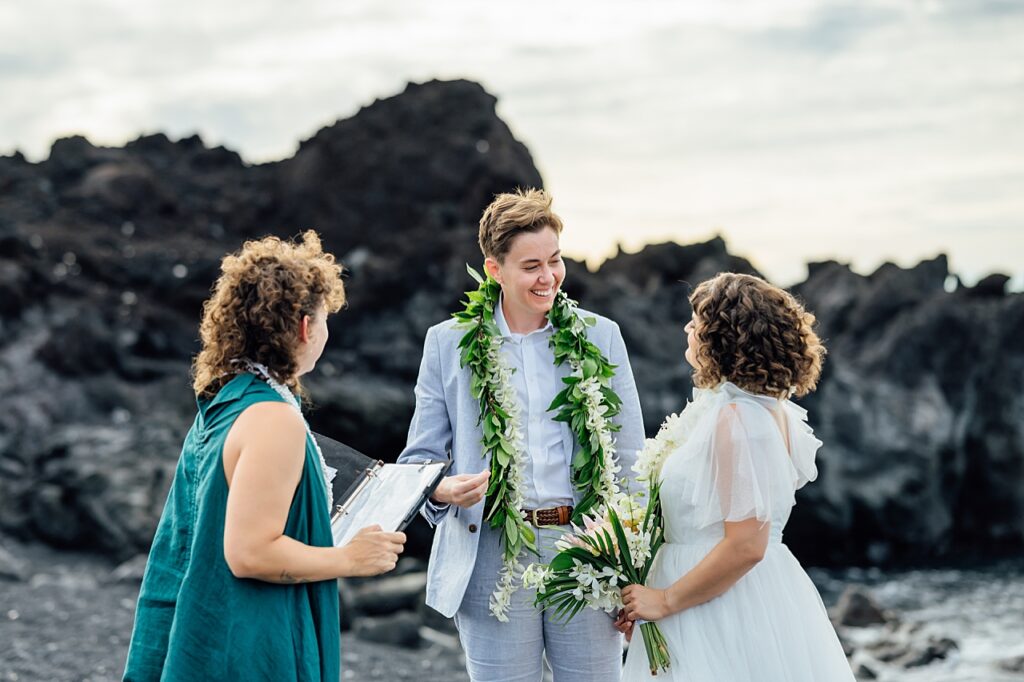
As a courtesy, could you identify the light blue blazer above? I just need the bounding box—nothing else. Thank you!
[397,311,646,618]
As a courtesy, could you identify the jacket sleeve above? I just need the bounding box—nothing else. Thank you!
[396,325,454,526]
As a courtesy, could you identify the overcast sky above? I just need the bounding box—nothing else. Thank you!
[1,0,1021,287]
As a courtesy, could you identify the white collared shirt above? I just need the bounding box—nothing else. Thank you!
[494,295,576,510]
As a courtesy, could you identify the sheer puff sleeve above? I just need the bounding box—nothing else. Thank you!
[686,399,819,530]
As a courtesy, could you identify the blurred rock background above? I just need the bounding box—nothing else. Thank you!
[1,79,1022,681]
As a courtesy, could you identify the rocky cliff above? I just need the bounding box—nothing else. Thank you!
[0,79,1020,566]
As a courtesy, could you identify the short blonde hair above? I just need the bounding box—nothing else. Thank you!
[478,188,564,262]
[689,273,826,398]
[192,230,345,398]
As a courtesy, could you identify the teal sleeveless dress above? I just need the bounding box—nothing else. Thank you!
[124,373,340,681]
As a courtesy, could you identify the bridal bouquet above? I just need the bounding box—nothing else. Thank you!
[523,490,671,675]
[523,387,722,675]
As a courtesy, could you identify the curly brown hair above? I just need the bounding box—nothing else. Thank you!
[192,230,346,398]
[688,273,826,398]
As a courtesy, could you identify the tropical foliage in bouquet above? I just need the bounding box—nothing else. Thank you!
[524,489,671,675]
[523,387,723,673]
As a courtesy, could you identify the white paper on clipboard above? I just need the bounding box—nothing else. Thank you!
[330,461,448,547]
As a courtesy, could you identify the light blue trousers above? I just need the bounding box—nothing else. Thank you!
[454,522,623,682]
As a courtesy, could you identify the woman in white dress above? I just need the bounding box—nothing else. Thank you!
[618,272,855,681]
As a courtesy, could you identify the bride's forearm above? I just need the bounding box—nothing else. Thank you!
[663,537,766,615]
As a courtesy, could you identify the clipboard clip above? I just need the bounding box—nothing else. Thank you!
[331,460,384,522]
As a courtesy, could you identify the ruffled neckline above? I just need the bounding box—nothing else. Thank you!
[689,380,820,490]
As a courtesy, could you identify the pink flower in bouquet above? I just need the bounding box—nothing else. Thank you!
[555,513,619,555]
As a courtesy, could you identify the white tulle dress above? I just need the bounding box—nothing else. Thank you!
[622,382,855,681]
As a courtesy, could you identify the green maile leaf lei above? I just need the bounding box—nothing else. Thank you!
[452,264,625,620]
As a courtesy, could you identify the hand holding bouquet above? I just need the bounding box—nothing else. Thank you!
[523,487,671,675]
[524,389,720,675]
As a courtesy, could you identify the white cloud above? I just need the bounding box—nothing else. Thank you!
[0,0,1021,286]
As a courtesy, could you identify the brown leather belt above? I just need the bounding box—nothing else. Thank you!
[521,505,574,526]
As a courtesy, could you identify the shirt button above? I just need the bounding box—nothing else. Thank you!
[468,524,478,533]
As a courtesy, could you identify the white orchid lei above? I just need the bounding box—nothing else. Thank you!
[453,265,624,621]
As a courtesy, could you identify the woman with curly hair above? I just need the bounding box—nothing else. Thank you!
[617,272,854,681]
[124,231,405,682]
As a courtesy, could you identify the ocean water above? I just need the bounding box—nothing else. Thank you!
[811,561,1024,681]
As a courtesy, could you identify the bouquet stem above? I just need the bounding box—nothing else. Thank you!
[639,621,671,675]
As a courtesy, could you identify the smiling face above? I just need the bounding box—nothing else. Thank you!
[484,226,565,332]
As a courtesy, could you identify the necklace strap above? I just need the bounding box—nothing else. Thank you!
[231,359,336,511]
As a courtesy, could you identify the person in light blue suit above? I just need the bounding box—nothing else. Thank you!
[397,188,645,681]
